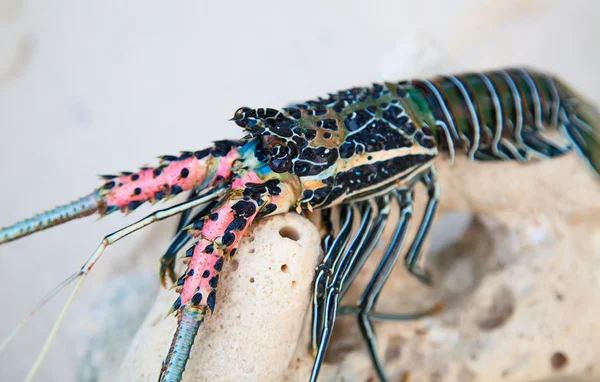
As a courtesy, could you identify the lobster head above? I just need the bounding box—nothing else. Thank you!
[231,105,348,210]
[231,101,437,211]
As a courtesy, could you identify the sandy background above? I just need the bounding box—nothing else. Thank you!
[1,1,600,381]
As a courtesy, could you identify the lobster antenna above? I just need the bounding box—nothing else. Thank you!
[24,275,86,382]
[0,193,101,245]
[0,272,79,353]
[4,187,226,381]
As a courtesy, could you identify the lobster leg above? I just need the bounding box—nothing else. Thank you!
[311,192,445,381]
[355,305,442,322]
[310,201,375,382]
[355,190,414,382]
[402,167,439,285]
[311,204,354,356]
[340,197,392,299]
[312,196,399,381]
[319,208,335,253]
[313,192,435,381]
[174,189,202,234]
[1,187,225,382]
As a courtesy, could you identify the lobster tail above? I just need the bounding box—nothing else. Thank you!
[559,85,600,176]
[159,309,203,382]
[0,193,100,244]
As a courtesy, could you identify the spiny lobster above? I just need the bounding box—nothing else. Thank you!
[1,67,599,382]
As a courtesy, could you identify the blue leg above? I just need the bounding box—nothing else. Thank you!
[311,204,353,361]
[355,190,413,382]
[403,167,439,285]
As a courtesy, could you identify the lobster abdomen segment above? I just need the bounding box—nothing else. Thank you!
[404,68,600,173]
[405,68,564,160]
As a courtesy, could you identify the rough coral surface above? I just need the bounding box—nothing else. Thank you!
[118,154,600,382]
[118,214,322,381]
[286,155,600,382]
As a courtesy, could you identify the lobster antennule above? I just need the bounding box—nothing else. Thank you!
[159,309,203,382]
[0,193,101,244]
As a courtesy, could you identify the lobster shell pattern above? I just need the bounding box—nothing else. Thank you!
[1,67,599,382]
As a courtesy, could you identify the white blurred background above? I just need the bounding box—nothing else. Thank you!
[1,1,599,381]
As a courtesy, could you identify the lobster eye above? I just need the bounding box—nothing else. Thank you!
[233,107,251,127]
[268,155,292,173]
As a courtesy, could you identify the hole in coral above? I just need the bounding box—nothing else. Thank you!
[551,352,568,370]
[324,319,362,363]
[384,335,405,363]
[476,285,515,331]
[291,280,297,287]
[229,259,239,272]
[429,211,473,253]
[281,264,288,273]
[427,212,497,298]
[279,226,300,241]
[249,277,255,283]
[555,292,564,301]
[248,248,255,254]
